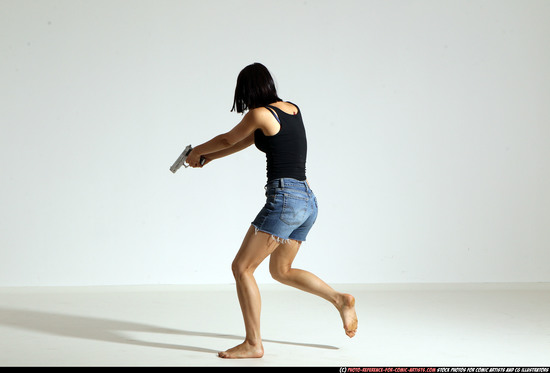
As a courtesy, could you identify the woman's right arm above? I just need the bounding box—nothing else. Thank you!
[186,108,270,167]
[202,132,255,163]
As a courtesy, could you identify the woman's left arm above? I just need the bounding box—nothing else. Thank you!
[186,109,263,167]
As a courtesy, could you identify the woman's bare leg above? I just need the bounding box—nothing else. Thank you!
[269,240,358,337]
[218,226,280,359]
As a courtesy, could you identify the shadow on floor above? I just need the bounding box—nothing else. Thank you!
[0,307,338,355]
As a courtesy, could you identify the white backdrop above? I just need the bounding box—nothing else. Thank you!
[1,0,549,286]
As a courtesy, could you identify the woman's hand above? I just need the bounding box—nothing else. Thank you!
[186,148,206,168]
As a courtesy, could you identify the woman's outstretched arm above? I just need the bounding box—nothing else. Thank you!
[186,109,266,167]
[202,133,254,163]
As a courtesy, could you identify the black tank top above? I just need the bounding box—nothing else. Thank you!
[254,102,307,182]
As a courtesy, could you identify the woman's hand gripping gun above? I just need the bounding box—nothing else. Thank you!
[170,145,205,173]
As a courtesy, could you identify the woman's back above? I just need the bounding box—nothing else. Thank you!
[254,101,307,182]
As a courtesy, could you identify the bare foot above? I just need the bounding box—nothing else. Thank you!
[218,340,264,359]
[338,293,358,337]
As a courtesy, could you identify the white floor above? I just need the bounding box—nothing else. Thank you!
[0,283,549,367]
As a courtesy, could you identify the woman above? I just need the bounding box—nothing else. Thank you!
[186,63,358,359]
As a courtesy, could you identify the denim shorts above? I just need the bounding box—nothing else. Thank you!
[251,178,318,243]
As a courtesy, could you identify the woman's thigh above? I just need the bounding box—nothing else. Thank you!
[268,239,301,274]
[232,225,280,273]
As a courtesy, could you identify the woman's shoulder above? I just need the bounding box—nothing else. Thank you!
[267,101,299,115]
[246,106,276,119]
[244,107,280,127]
[246,106,281,136]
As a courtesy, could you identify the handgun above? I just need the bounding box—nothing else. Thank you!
[170,145,205,173]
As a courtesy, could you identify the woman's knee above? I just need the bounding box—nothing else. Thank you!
[231,259,242,278]
[231,258,256,280]
[269,241,300,282]
[269,262,291,283]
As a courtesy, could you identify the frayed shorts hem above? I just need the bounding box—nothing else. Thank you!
[251,224,303,245]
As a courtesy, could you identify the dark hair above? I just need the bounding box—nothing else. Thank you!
[231,63,282,113]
